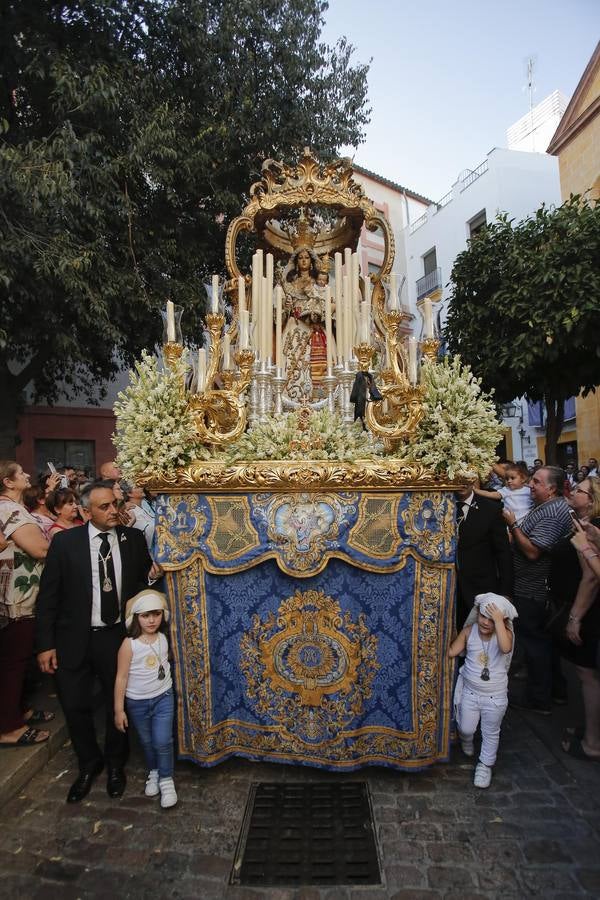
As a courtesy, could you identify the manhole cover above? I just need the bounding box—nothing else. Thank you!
[230,781,381,886]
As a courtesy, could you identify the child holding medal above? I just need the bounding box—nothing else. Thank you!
[449,593,517,788]
[114,590,177,808]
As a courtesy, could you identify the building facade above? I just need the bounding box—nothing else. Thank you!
[547,41,600,466]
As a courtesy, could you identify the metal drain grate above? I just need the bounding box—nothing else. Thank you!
[230,781,381,886]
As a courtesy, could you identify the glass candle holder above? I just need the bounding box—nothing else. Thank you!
[161,302,183,344]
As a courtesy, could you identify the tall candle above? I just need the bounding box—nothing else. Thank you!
[275,285,283,370]
[325,285,333,371]
[262,276,270,364]
[251,253,258,317]
[422,297,433,338]
[222,332,231,370]
[342,274,350,361]
[197,348,207,393]
[166,300,175,342]
[344,247,352,276]
[408,337,418,385]
[389,273,398,311]
[334,252,343,363]
[239,310,249,350]
[211,275,219,314]
[266,253,273,290]
[238,275,246,313]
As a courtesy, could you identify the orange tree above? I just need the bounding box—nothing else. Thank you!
[444,196,600,464]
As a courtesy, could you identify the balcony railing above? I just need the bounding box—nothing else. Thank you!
[459,160,488,191]
[416,267,442,300]
[409,211,428,234]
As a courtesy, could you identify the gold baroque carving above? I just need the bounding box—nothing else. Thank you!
[140,459,463,493]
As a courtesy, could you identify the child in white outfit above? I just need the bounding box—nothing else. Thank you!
[114,590,177,808]
[449,593,517,788]
[476,462,533,523]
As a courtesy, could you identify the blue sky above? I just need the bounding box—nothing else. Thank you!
[322,0,599,200]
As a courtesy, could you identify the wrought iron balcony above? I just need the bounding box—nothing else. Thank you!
[416,267,442,300]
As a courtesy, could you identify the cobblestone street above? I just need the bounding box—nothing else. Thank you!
[1,699,599,899]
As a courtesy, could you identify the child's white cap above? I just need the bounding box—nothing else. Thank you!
[475,592,518,622]
[461,592,518,630]
[125,589,169,629]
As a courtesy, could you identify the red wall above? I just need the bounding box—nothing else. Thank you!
[16,405,116,477]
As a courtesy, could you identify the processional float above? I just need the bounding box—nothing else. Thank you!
[146,150,457,771]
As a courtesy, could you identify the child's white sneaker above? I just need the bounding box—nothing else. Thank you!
[460,736,474,757]
[473,761,492,788]
[145,769,160,797]
[159,777,178,808]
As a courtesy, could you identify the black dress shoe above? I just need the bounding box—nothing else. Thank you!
[106,767,126,798]
[67,762,103,804]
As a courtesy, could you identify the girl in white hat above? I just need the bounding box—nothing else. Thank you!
[114,589,177,808]
[449,593,517,789]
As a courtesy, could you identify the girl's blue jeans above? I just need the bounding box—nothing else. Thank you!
[126,688,174,778]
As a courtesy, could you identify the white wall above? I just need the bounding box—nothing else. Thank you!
[404,147,561,463]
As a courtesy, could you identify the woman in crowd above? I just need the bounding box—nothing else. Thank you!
[46,488,81,539]
[551,476,600,761]
[22,472,61,540]
[0,461,51,746]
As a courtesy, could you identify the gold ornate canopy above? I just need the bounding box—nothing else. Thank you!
[224,148,395,293]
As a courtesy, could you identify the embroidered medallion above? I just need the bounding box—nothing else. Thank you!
[240,589,379,744]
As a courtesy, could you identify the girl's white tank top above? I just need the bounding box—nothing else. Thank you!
[125,633,172,700]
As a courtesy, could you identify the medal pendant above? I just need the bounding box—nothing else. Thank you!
[481,667,490,682]
[102,576,113,592]
[158,664,166,681]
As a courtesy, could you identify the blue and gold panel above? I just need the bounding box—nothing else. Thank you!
[155,490,456,577]
[167,551,455,771]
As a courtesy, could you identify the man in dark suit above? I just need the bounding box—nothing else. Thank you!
[36,481,161,803]
[455,483,513,628]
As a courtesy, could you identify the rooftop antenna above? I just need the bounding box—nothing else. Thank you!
[523,55,537,151]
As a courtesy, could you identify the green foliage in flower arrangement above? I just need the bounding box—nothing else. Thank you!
[114,350,211,479]
[391,356,503,479]
[224,408,382,462]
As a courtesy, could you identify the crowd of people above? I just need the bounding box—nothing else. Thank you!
[1,451,599,805]
[0,461,177,807]
[454,456,600,788]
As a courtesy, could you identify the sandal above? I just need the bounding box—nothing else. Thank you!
[24,709,55,724]
[0,727,49,747]
[563,725,585,741]
[562,735,600,762]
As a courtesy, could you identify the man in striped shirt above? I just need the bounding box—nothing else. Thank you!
[502,466,572,714]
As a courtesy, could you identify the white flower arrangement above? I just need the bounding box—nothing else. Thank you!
[225,407,382,462]
[112,350,500,481]
[113,349,211,479]
[391,355,503,479]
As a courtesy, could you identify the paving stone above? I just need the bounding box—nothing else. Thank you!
[425,841,474,864]
[384,863,427,889]
[523,839,573,864]
[519,866,579,894]
[427,865,475,890]
[576,868,600,893]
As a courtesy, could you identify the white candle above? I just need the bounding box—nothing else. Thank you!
[238,275,246,313]
[266,253,273,290]
[325,285,333,371]
[211,275,219,314]
[222,332,231,370]
[166,300,175,342]
[344,247,352,276]
[389,273,398,311]
[275,285,283,370]
[262,276,271,364]
[239,310,249,350]
[352,252,360,300]
[334,252,343,363]
[251,252,259,322]
[423,297,433,338]
[408,337,418,385]
[342,274,350,361]
[197,348,207,392]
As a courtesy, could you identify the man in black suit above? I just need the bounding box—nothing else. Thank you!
[36,481,160,803]
[455,483,513,628]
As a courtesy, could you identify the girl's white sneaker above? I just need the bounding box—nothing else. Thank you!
[145,769,160,797]
[473,761,492,788]
[159,777,178,808]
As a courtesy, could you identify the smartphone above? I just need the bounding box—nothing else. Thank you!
[47,461,57,474]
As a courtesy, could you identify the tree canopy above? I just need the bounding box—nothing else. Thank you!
[444,195,600,462]
[0,0,370,454]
